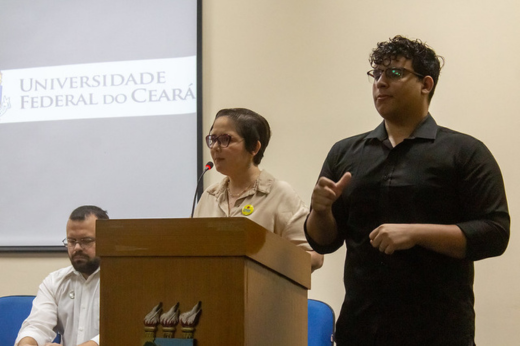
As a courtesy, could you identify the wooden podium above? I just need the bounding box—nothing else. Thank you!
[96,217,311,346]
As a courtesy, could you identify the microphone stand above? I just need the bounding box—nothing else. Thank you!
[190,162,213,218]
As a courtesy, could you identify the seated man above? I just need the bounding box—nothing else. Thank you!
[15,205,109,346]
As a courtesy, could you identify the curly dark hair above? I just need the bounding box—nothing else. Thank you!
[212,108,271,165]
[369,35,444,101]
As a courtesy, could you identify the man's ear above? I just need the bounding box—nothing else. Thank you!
[422,76,434,95]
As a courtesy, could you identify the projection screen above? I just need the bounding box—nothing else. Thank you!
[0,0,202,250]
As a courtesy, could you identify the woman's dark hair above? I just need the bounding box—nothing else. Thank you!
[212,108,271,165]
[69,205,109,221]
[369,35,444,101]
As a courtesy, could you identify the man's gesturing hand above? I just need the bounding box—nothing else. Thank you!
[311,173,351,213]
[369,224,416,255]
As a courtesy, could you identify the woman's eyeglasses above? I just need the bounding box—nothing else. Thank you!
[205,134,232,148]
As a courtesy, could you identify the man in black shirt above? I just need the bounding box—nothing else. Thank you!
[305,36,510,346]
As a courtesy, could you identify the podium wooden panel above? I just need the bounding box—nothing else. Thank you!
[96,217,311,346]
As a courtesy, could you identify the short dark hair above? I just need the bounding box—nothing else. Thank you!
[369,35,444,101]
[69,205,109,221]
[212,108,271,165]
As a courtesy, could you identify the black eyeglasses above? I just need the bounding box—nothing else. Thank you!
[62,237,96,249]
[205,134,234,148]
[367,67,424,82]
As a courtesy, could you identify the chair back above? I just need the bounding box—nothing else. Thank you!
[0,295,36,346]
[308,299,335,346]
[0,295,60,345]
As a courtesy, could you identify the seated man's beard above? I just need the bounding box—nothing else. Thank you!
[71,253,100,276]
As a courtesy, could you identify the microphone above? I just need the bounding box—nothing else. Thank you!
[190,161,213,218]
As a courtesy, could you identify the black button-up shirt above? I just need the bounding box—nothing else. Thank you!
[305,114,510,346]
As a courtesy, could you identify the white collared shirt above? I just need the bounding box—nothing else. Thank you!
[15,265,100,346]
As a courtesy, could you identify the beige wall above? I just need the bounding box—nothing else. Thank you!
[1,0,519,344]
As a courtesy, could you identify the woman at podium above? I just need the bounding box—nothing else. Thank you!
[193,108,323,271]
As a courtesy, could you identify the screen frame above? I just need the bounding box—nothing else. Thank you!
[0,0,203,253]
